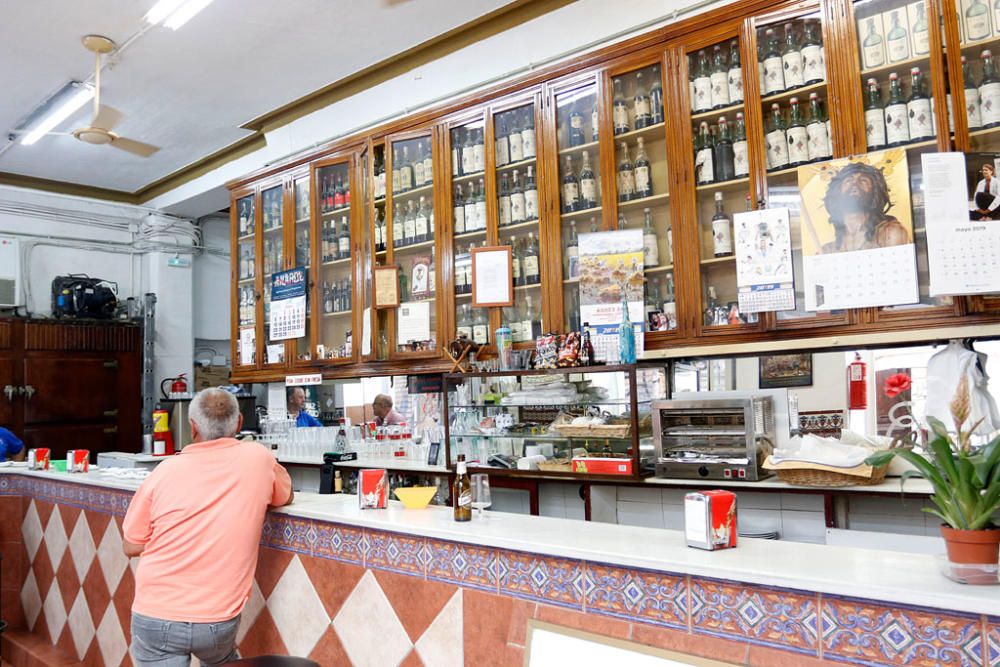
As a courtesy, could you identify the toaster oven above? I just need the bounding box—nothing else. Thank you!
[652,397,774,481]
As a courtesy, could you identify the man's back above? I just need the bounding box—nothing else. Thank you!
[123,438,291,623]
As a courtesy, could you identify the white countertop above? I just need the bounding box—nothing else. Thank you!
[644,475,936,495]
[4,468,992,615]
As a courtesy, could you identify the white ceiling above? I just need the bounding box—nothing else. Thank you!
[0,0,517,194]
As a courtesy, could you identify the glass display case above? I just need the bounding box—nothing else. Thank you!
[292,172,313,362]
[261,182,287,367]
[314,159,355,362]
[234,191,257,368]
[443,365,666,480]
[360,146,376,361]
[449,116,489,346]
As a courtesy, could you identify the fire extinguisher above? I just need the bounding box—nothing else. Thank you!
[160,374,189,400]
[848,352,867,410]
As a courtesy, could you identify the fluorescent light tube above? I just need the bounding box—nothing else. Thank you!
[20,83,95,146]
[145,0,186,25]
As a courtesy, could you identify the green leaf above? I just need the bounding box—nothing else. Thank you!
[928,494,965,529]
[865,450,897,467]
[928,436,959,486]
[926,416,951,439]
[921,507,951,525]
[894,449,948,493]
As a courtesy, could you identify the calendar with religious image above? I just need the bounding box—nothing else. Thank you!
[797,148,919,310]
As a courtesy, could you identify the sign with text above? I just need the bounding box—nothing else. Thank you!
[269,268,307,341]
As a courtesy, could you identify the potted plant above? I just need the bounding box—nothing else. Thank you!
[866,374,1000,569]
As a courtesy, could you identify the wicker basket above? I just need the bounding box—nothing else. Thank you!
[536,460,574,472]
[550,423,632,439]
[775,464,889,487]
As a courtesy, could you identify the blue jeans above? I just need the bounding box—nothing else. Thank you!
[130,612,241,666]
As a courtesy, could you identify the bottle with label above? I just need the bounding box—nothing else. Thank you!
[495,117,510,167]
[523,232,540,285]
[403,200,417,247]
[579,151,598,209]
[642,208,659,267]
[498,174,512,228]
[693,50,712,112]
[864,78,887,150]
[704,285,722,326]
[475,178,487,230]
[338,215,351,259]
[464,182,477,232]
[392,203,404,248]
[524,166,539,221]
[522,295,541,341]
[510,170,526,224]
[453,454,472,522]
[562,155,581,212]
[581,322,595,366]
[967,0,991,41]
[473,129,486,173]
[566,221,579,278]
[725,41,743,105]
[861,17,886,70]
[521,108,537,159]
[806,93,832,162]
[613,78,630,134]
[399,145,413,192]
[617,212,627,230]
[762,29,785,95]
[472,308,489,345]
[710,45,731,109]
[415,197,430,244]
[569,103,586,147]
[634,71,652,128]
[461,130,475,176]
[964,56,984,130]
[456,304,473,339]
[695,121,715,185]
[713,116,736,181]
[981,50,1000,128]
[453,185,466,235]
[510,235,523,287]
[422,140,433,187]
[765,103,790,171]
[886,10,909,63]
[909,4,928,56]
[634,137,653,198]
[786,97,810,167]
[591,101,600,142]
[733,112,749,178]
[650,66,664,124]
[712,192,733,257]
[508,112,524,163]
[907,67,934,141]
[646,278,661,326]
[618,142,636,202]
[413,143,426,187]
[800,21,825,85]
[781,23,805,90]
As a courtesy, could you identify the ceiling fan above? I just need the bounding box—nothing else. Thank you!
[68,35,160,158]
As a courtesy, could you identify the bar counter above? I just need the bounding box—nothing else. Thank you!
[1,468,996,666]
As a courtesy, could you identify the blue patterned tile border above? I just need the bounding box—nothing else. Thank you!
[498,549,587,610]
[4,474,132,516]
[310,518,365,565]
[585,561,688,631]
[426,537,497,592]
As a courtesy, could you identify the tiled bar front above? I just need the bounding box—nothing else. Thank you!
[1,473,998,667]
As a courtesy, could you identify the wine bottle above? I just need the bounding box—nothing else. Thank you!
[415,196,429,244]
[693,50,712,112]
[864,78,887,149]
[727,40,744,104]
[964,56,984,130]
[453,185,466,235]
[495,117,510,167]
[781,23,804,90]
[911,4,929,56]
[399,145,413,192]
[886,10,910,63]
[645,277,661,317]
[861,17,886,70]
[562,155,581,212]
[762,29,785,95]
[713,116,736,181]
[711,193,733,258]
[453,454,472,522]
[472,308,489,345]
[800,20,825,85]
[650,66,664,124]
[786,97,810,167]
[510,169,526,224]
[510,235,522,288]
[473,128,485,173]
[907,67,933,141]
[613,78,630,134]
[338,215,351,259]
[733,112,749,178]
[765,103,790,171]
[403,200,417,246]
[695,121,715,185]
[522,295,541,342]
[475,177,487,230]
[508,111,524,163]
[524,166,539,221]
[579,151,598,209]
[981,50,1000,128]
[521,108,537,158]
[461,129,476,175]
[523,232,540,285]
[634,137,653,198]
[464,182,477,232]
[618,142,636,202]
[591,101,600,142]
[642,208,659,267]
[566,220,579,278]
[392,203,404,248]
[967,0,991,41]
[452,128,462,177]
[806,93,832,162]
[457,304,473,339]
[710,45,731,109]
[498,174,512,227]
[569,103,586,147]
[413,143,426,187]
[634,71,652,128]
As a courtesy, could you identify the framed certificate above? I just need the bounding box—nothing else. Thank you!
[374,265,399,309]
[472,245,514,308]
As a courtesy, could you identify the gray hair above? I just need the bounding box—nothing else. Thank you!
[189,388,240,441]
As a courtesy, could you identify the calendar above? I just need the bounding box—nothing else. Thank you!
[734,208,795,313]
[803,244,919,310]
[269,268,307,341]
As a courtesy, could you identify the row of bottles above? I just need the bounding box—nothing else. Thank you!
[563,218,596,279]
[758,20,826,95]
[616,138,653,201]
[763,94,833,171]
[262,187,283,231]
[373,151,387,200]
[319,175,351,215]
[321,216,351,263]
[612,67,665,133]
[238,200,255,237]
[645,274,677,331]
[456,303,491,345]
[689,41,744,112]
[959,51,1000,132]
[391,197,435,248]
[453,179,488,233]
[566,101,599,146]
[452,233,541,294]
[498,168,539,226]
[295,228,311,267]
[494,109,537,166]
[238,286,256,326]
[398,250,436,302]
[391,140,434,194]
[263,238,283,275]
[322,280,352,314]
[693,114,748,184]
[858,2,931,70]
[238,247,256,280]
[452,127,486,177]
[561,152,599,212]
[502,295,543,342]
[863,69,935,149]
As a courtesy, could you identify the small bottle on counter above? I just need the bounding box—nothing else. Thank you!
[453,454,472,522]
[334,470,343,493]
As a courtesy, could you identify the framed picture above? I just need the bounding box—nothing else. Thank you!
[471,245,514,308]
[759,353,813,388]
[373,265,399,309]
[410,255,432,299]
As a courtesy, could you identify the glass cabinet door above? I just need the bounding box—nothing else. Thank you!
[953,0,1000,151]
[495,101,543,345]
[449,117,489,346]
[234,193,257,369]
[261,183,286,366]
[360,147,376,361]
[388,133,438,355]
[372,142,390,360]
[609,62,677,334]
[292,173,313,363]
[687,37,756,332]
[554,79,602,333]
[315,160,355,362]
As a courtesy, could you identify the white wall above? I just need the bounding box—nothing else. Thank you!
[735,352,847,412]
[193,215,231,340]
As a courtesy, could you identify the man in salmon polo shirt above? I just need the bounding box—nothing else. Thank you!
[122,388,294,666]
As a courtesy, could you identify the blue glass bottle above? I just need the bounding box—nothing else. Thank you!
[618,295,636,364]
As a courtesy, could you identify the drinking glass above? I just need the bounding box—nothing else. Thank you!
[471,473,492,518]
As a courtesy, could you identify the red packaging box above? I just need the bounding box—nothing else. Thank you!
[571,457,633,476]
[359,469,387,509]
[684,490,738,551]
[67,449,90,473]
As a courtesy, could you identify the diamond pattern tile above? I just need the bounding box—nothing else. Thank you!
[414,590,463,667]
[42,577,68,644]
[586,563,688,630]
[96,601,128,667]
[267,555,330,657]
[68,511,98,583]
[97,518,129,595]
[43,505,68,573]
[333,570,413,667]
[66,589,97,660]
[20,569,42,630]
[21,499,43,562]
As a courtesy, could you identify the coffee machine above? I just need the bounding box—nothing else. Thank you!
[159,395,258,449]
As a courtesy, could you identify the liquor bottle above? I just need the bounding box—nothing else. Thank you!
[617,212,627,230]
[508,111,524,163]
[373,208,383,253]
[239,201,248,235]
[613,78,630,134]
[590,216,599,233]
[786,97,810,167]
[452,128,462,176]
[634,71,653,128]
[727,40,744,104]
[521,108,537,159]
[464,182,477,232]
[523,232,540,285]
[886,10,910,63]
[662,273,676,330]
[762,29,785,95]
[642,208,658,267]
[704,285,721,326]
[693,50,712,113]
[781,23,804,90]
[800,21,825,85]
[510,169,526,224]
[413,143,426,187]
[981,50,1000,128]
[472,308,489,345]
[712,192,733,257]
[522,295,541,341]
[453,185,466,235]
[338,215,351,259]
[909,4,929,56]
[710,45,731,109]
[415,196,430,244]
[695,121,715,185]
[967,0,991,41]
[566,220,579,278]
[525,166,539,221]
[457,304,473,339]
[757,40,766,95]
[645,277,661,319]
[591,100,600,142]
[475,178,487,230]
[861,17,885,70]
[510,235,522,287]
[618,142,636,202]
[733,112,749,178]
[498,174,512,227]
[321,281,331,314]
[964,56,984,130]
[566,291,581,333]
[806,93,832,162]
[495,117,510,167]
[428,246,436,296]
[239,247,248,279]
[562,155,581,212]
[634,137,653,198]
[907,67,934,141]
[453,454,472,522]
[569,103,586,147]
[581,322,595,366]
[376,151,387,198]
[473,128,486,173]
[461,128,475,175]
[399,145,413,192]
[391,203,404,249]
[650,66,664,124]
[579,151,598,209]
[403,200,417,247]
[618,292,636,364]
[864,78,887,149]
[885,72,911,146]
[765,103,790,171]
[713,116,736,181]
[454,254,467,296]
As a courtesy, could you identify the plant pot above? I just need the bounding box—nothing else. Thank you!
[940,525,1000,565]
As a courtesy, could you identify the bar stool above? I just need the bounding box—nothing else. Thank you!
[227,657,319,667]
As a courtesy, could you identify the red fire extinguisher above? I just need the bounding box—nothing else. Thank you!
[848,352,867,410]
[160,374,189,399]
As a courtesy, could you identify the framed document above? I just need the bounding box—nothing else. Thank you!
[374,265,399,309]
[472,245,514,308]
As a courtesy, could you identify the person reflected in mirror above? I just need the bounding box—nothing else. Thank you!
[372,393,404,427]
[286,386,322,427]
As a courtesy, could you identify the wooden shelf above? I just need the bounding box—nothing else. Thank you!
[558,139,599,157]
[498,219,540,235]
[760,80,827,106]
[619,192,669,213]
[455,292,473,300]
[700,255,736,266]
[322,310,352,318]
[454,229,487,242]
[374,196,386,205]
[390,182,434,202]
[321,257,352,268]
[320,207,351,220]
[861,54,930,79]
[295,217,310,225]
[696,177,749,193]
[262,225,283,235]
[453,170,486,187]
[514,282,541,291]
[495,156,536,176]
[958,33,1000,55]
[237,233,255,242]
[614,121,666,143]
[645,264,675,275]
[392,238,436,253]
[691,101,744,122]
[563,277,579,285]
[560,204,602,221]
[237,277,255,285]
[969,125,1000,141]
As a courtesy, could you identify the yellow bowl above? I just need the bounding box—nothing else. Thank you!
[393,486,437,509]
